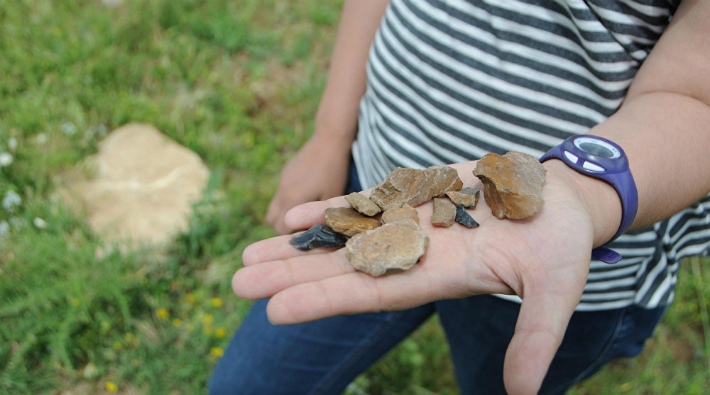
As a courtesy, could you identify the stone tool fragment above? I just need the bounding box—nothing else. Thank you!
[381,204,419,225]
[346,222,429,277]
[431,198,456,228]
[345,192,381,217]
[289,224,349,251]
[423,165,464,198]
[445,187,480,209]
[473,151,547,219]
[325,207,381,237]
[369,165,463,210]
[455,204,479,228]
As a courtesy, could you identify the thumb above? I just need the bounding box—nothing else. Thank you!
[503,282,582,395]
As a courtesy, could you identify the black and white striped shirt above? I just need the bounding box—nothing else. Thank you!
[352,0,710,310]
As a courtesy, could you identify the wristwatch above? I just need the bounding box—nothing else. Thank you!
[539,135,638,264]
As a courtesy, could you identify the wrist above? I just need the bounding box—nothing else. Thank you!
[309,127,355,154]
[543,160,622,247]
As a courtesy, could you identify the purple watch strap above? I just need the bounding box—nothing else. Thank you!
[540,135,638,264]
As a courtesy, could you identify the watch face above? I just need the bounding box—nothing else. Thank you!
[573,137,621,159]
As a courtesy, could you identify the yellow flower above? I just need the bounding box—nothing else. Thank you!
[124,332,134,342]
[203,314,214,325]
[185,293,196,304]
[172,318,183,327]
[156,308,169,319]
[211,297,223,308]
[71,298,80,306]
[106,381,118,392]
[211,347,224,358]
[215,327,227,339]
[113,341,122,351]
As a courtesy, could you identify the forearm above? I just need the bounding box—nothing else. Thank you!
[548,0,710,246]
[313,0,390,147]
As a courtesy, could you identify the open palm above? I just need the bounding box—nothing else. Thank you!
[232,161,595,395]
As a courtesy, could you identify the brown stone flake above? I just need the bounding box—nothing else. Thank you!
[369,166,463,211]
[345,192,382,217]
[424,165,463,197]
[445,187,480,209]
[346,222,429,277]
[431,198,456,227]
[473,151,546,220]
[381,204,419,225]
[325,207,381,237]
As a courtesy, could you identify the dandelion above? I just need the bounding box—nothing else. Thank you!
[0,152,12,167]
[2,190,21,211]
[211,297,223,308]
[215,327,227,339]
[203,314,214,325]
[35,133,47,145]
[105,381,118,393]
[8,137,17,152]
[185,293,196,304]
[156,308,169,319]
[71,298,80,306]
[33,217,48,229]
[61,122,77,136]
[113,341,122,350]
[172,318,183,327]
[210,347,224,358]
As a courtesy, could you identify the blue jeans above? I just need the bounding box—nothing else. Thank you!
[209,162,667,394]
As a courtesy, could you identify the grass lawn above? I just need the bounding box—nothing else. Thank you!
[1,1,709,394]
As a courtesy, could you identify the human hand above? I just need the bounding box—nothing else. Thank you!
[235,161,596,395]
[266,133,352,235]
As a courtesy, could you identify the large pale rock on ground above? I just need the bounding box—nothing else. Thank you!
[60,123,210,246]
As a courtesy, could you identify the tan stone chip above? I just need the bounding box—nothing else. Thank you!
[445,187,480,209]
[431,198,456,227]
[325,207,381,237]
[473,151,546,219]
[345,192,382,216]
[346,222,429,277]
[369,165,463,210]
[381,204,419,225]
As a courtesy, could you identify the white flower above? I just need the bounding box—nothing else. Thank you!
[33,217,48,229]
[36,133,48,145]
[2,190,21,211]
[8,138,17,152]
[0,221,9,238]
[32,217,47,229]
[0,152,12,167]
[61,122,77,136]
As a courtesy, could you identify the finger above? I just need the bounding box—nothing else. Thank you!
[241,234,338,266]
[283,197,351,230]
[503,280,584,395]
[232,250,353,300]
[265,266,446,325]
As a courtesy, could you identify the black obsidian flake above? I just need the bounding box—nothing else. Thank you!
[455,204,479,228]
[289,224,349,251]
